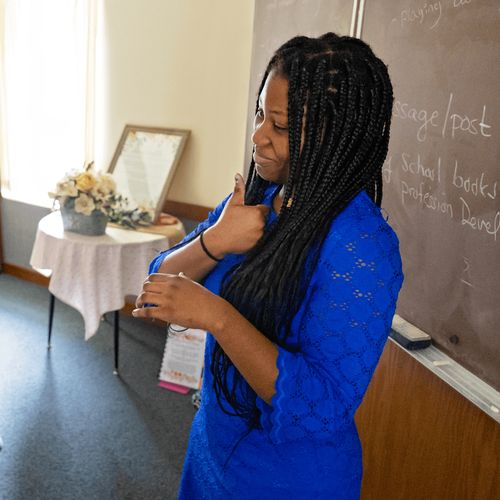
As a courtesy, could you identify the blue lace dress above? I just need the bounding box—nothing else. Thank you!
[149,184,404,499]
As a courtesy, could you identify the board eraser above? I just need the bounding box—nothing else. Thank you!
[390,314,432,350]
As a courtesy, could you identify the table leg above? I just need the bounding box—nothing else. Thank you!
[48,293,55,349]
[113,310,119,375]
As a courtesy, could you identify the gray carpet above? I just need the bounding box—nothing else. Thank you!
[0,273,196,500]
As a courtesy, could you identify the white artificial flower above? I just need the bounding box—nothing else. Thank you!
[75,171,98,192]
[74,193,95,215]
[55,181,78,197]
[90,187,105,202]
[97,173,116,195]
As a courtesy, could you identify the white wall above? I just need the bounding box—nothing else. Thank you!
[95,0,255,208]
[1,0,255,267]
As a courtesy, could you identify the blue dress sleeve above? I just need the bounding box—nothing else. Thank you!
[148,193,232,274]
[256,214,404,444]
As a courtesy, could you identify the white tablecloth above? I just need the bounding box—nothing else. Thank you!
[30,211,175,340]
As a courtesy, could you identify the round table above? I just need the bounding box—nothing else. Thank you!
[30,211,185,372]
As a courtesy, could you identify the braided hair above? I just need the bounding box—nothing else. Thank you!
[210,33,394,422]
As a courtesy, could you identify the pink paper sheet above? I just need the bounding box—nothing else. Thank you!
[158,380,190,394]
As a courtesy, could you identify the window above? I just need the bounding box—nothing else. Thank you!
[0,0,96,207]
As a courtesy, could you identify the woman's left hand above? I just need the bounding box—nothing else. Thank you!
[132,272,227,332]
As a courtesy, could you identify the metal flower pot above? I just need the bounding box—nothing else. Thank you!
[61,205,108,236]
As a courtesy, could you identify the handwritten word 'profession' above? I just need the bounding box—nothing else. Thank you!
[393,93,492,142]
[400,180,453,217]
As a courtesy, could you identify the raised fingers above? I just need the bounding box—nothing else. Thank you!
[136,281,164,307]
[136,272,186,307]
[135,291,164,308]
[147,272,176,282]
[132,305,156,319]
[142,281,167,293]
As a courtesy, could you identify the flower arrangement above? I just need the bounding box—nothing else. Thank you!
[49,162,154,229]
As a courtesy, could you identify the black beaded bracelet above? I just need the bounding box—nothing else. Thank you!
[199,230,223,262]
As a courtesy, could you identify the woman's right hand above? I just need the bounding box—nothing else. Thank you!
[202,173,270,257]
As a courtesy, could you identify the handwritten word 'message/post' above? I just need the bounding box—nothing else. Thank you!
[393,93,492,142]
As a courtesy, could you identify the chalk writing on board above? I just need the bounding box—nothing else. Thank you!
[453,0,473,8]
[441,93,491,140]
[395,1,443,30]
[265,0,296,10]
[401,153,441,183]
[393,94,492,142]
[461,256,473,287]
[382,156,394,184]
[392,0,474,31]
[393,100,439,142]
[400,180,453,217]
[460,197,500,241]
[453,163,497,199]
[382,153,500,244]
[384,151,499,243]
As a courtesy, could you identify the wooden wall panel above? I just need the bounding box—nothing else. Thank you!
[356,340,499,500]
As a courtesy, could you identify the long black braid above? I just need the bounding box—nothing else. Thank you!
[210,33,394,422]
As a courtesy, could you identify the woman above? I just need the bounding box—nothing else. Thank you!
[133,33,404,499]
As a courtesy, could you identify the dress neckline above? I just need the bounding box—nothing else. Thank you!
[265,185,378,224]
[270,184,283,216]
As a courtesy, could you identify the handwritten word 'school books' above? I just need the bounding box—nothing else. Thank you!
[159,324,207,392]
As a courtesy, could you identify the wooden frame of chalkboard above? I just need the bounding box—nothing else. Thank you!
[391,316,500,423]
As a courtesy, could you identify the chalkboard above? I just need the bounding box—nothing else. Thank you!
[360,0,500,391]
[245,0,356,161]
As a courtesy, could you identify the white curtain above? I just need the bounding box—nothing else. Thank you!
[0,0,95,207]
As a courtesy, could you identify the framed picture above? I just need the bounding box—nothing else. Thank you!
[108,125,190,224]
